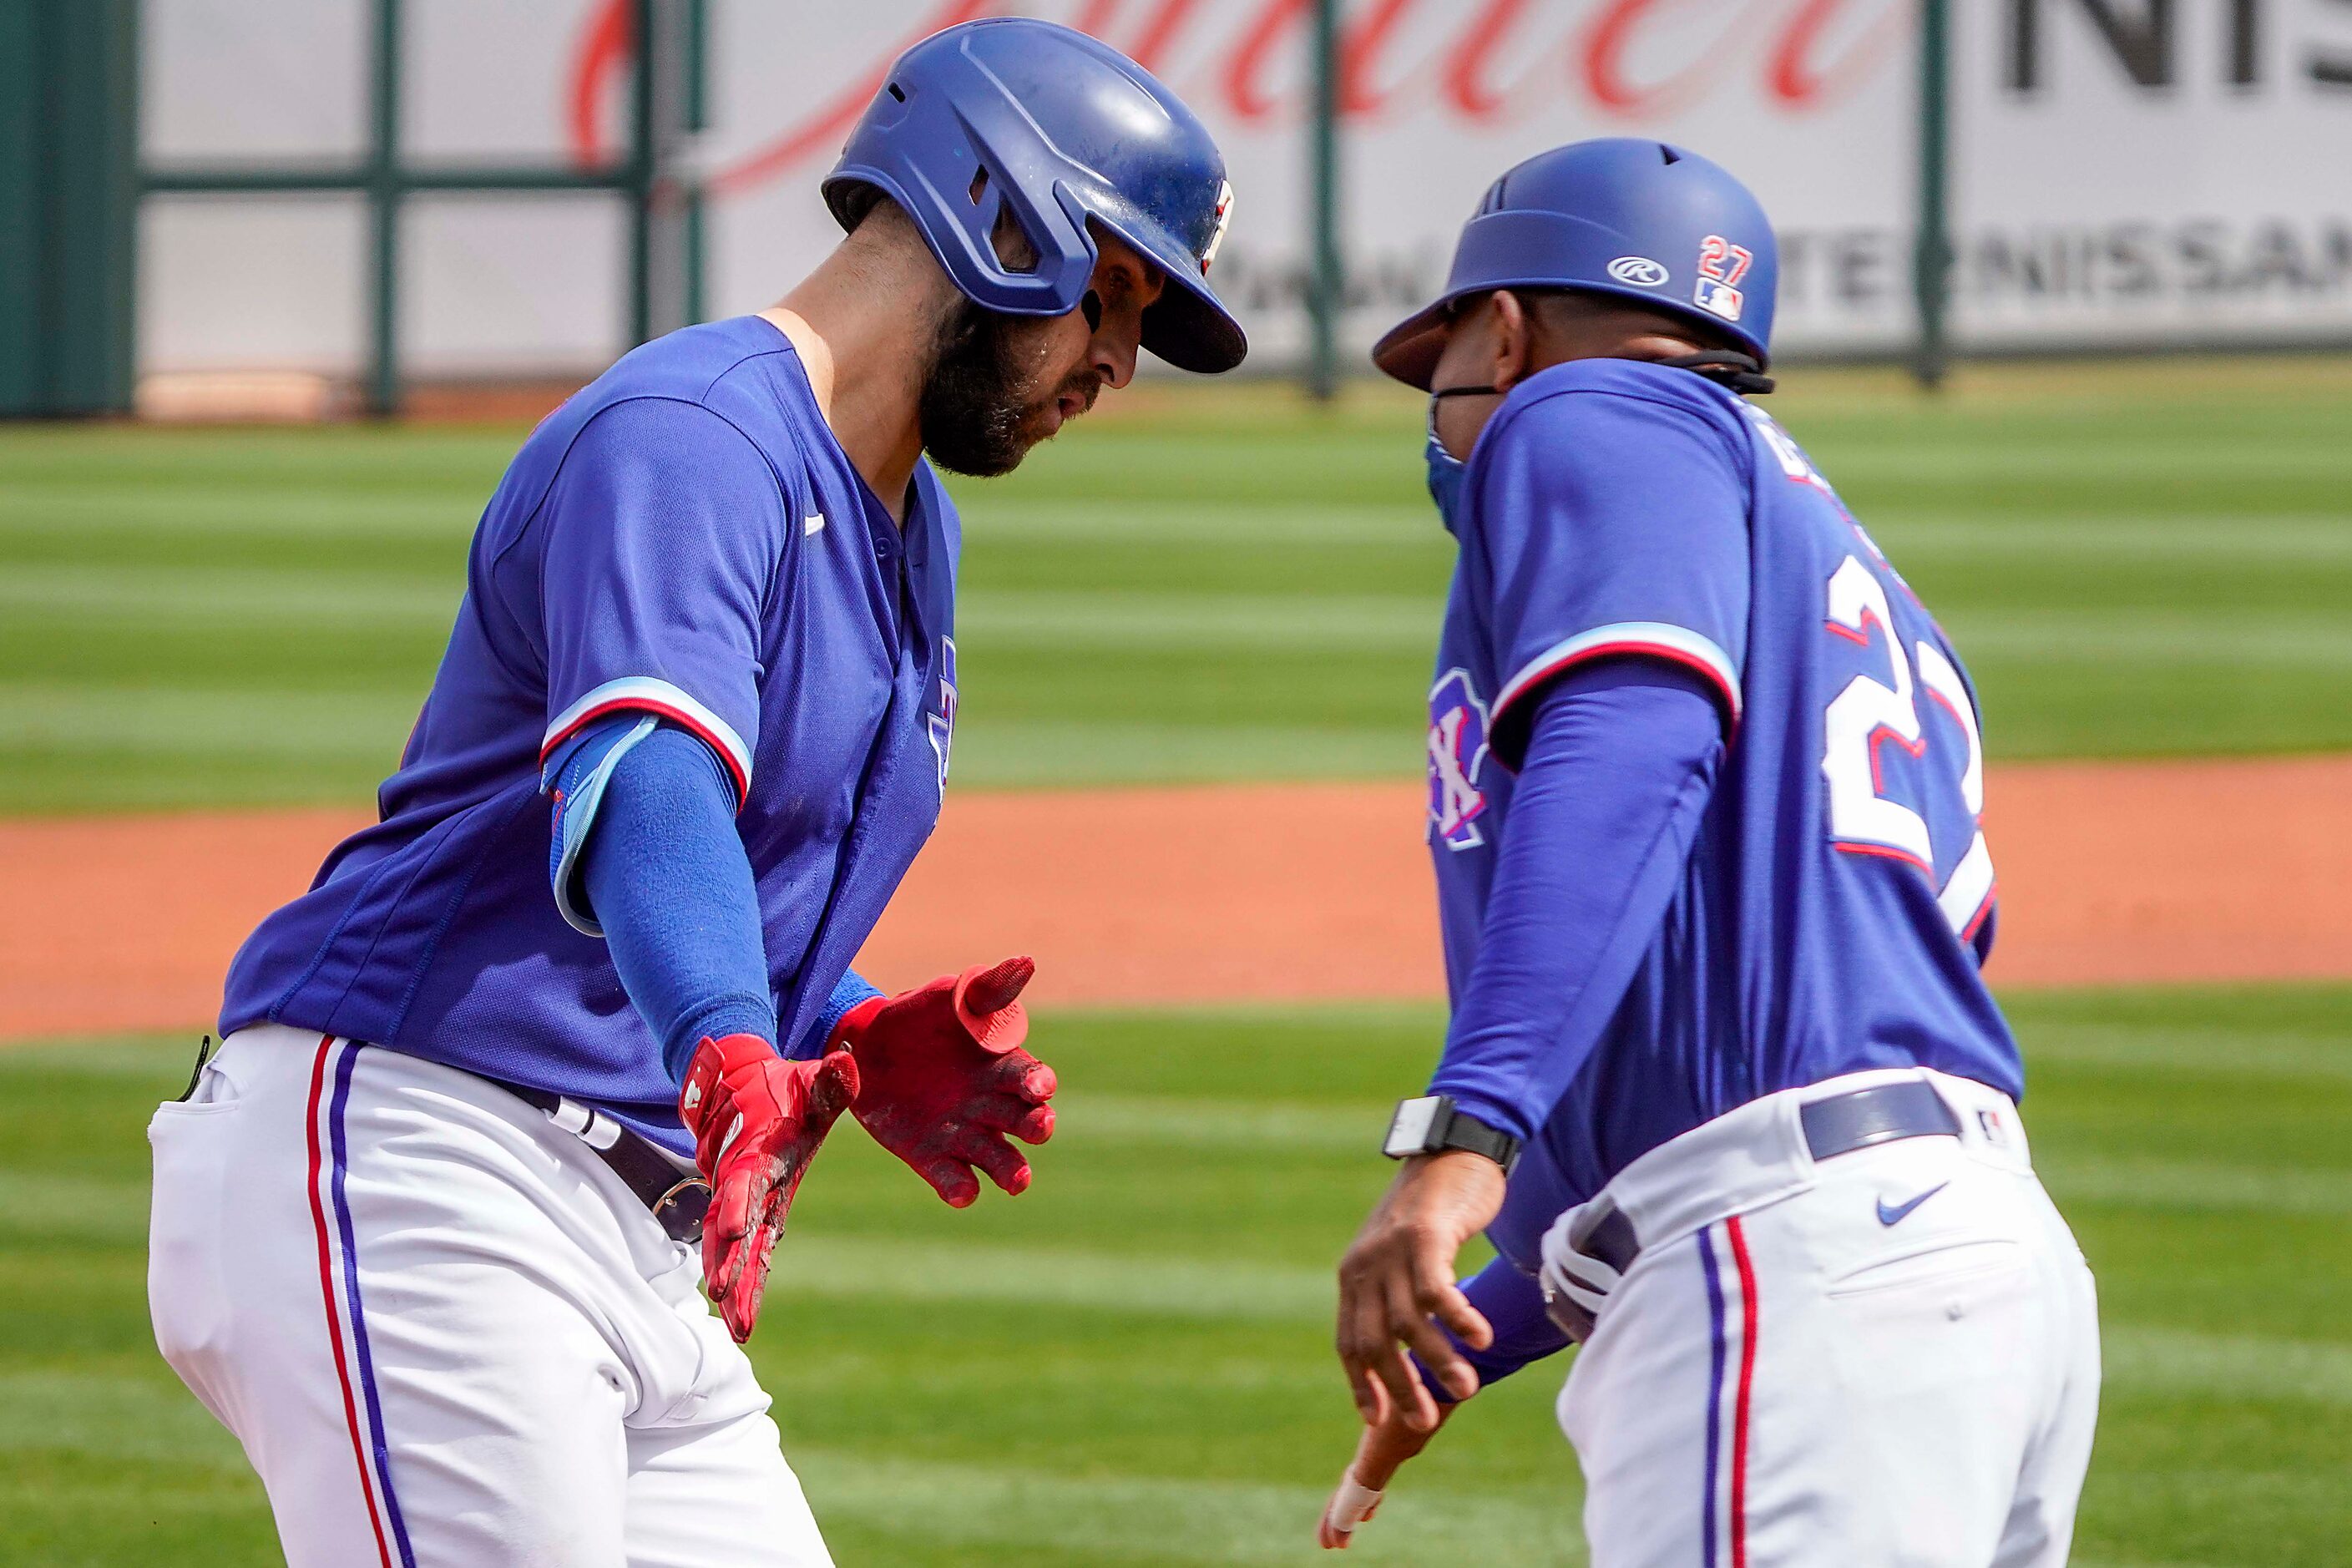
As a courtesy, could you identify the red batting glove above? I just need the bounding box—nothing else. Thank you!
[678,1034,858,1343]
[830,957,1057,1208]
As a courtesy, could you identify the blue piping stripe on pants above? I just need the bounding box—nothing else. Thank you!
[1698,1226,1728,1568]
[328,1043,420,1568]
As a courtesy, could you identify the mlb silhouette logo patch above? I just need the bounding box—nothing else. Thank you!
[1694,233,1754,323]
[1427,669,1492,851]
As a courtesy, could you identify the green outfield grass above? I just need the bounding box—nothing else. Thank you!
[3,986,2347,1566]
[1,358,2348,812]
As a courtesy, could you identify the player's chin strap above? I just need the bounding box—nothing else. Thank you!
[1429,351,1775,402]
[1654,350,1776,395]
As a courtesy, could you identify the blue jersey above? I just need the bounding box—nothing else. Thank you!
[220,316,959,1156]
[1421,359,2018,1269]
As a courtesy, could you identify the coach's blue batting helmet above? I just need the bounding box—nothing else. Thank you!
[824,19,1246,374]
[1373,138,1778,387]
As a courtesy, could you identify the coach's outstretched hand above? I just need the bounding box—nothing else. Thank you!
[680,1034,860,1343]
[830,957,1058,1207]
[1336,1150,1506,1432]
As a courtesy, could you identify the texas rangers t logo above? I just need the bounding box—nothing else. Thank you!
[1427,669,1491,851]
[929,636,958,793]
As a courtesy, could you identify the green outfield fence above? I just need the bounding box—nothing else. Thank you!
[136,0,704,417]
[0,0,1960,417]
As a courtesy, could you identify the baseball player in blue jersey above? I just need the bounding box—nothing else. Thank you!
[144,21,1242,1565]
[1322,141,2100,1565]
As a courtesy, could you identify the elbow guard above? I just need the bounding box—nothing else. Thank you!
[541,713,659,936]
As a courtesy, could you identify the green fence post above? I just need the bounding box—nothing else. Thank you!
[366,0,404,417]
[1912,0,1952,391]
[627,0,656,346]
[1306,0,1342,401]
[0,3,34,413]
[685,0,708,325]
[0,0,138,417]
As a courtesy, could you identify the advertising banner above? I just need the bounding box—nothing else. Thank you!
[140,0,2352,376]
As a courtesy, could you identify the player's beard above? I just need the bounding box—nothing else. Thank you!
[919,301,1098,478]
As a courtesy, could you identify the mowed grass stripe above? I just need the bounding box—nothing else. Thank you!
[967,501,2352,560]
[2028,1024,2352,1083]
[0,565,463,626]
[0,693,1424,788]
[13,569,2352,672]
[0,685,422,756]
[0,1370,1584,1565]
[1874,514,2352,563]
[794,1451,1587,1566]
[28,1014,2344,1082]
[18,1146,2349,1242]
[0,486,483,539]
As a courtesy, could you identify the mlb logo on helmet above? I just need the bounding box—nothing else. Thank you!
[1201,180,1234,275]
[1693,233,1755,324]
[1426,670,1492,851]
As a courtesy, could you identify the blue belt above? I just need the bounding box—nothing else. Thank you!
[1575,1078,1963,1274]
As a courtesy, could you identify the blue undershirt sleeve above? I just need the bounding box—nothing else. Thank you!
[1428,660,1725,1145]
[577,723,777,1085]
[784,969,886,1061]
[1413,1254,1571,1403]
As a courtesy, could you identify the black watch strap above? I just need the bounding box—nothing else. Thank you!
[1383,1095,1520,1171]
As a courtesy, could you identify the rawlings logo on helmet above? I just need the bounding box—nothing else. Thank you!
[1201,180,1234,275]
[1426,669,1492,851]
[1607,255,1669,287]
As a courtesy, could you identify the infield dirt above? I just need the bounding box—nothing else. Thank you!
[2,755,2348,1043]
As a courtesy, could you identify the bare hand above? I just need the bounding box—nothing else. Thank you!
[1317,1402,1454,1549]
[1334,1150,1507,1432]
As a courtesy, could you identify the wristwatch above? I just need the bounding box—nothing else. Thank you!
[1382,1095,1520,1171]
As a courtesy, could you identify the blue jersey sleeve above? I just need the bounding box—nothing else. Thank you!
[1468,367,1751,766]
[534,397,786,806]
[1429,663,1723,1144]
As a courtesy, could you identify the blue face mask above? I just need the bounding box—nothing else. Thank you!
[1424,385,1498,534]
[1424,421,1468,533]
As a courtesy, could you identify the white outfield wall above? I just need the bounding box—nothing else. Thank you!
[139,0,2352,377]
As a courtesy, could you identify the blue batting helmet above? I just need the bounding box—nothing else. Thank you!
[1373,139,1778,387]
[824,19,1246,374]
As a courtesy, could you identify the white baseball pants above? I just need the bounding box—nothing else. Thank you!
[1554,1070,2101,1568]
[146,1026,834,1568]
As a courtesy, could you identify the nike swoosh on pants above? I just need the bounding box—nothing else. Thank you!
[1875,1181,1950,1227]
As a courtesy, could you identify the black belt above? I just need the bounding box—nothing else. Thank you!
[498,1080,711,1245]
[1573,1079,1963,1274]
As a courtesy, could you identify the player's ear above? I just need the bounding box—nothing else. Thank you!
[1490,289,1536,392]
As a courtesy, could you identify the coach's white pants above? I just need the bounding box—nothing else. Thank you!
[147,1026,833,1568]
[1555,1070,2101,1568]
